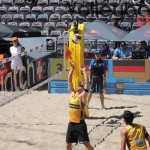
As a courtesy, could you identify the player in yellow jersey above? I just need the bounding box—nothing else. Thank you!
[120,110,150,150]
[66,62,93,150]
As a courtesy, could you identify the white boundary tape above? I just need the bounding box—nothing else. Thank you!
[0,70,66,108]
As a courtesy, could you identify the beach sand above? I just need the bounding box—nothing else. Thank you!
[0,86,150,150]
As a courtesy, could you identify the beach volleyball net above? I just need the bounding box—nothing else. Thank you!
[0,38,67,107]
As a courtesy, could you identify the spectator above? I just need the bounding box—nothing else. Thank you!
[10,37,25,90]
[87,51,107,110]
[136,40,150,59]
[120,110,150,150]
[66,62,93,150]
[98,42,112,59]
[112,41,132,60]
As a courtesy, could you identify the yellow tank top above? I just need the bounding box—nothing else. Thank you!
[69,93,84,123]
[126,124,147,150]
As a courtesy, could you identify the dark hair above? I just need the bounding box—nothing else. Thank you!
[123,110,134,123]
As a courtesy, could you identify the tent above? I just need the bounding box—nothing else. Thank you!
[0,24,41,38]
[64,20,128,41]
[121,25,150,41]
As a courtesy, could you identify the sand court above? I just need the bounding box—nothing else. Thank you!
[0,87,150,150]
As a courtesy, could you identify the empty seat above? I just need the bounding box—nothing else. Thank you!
[7,6,19,14]
[7,21,18,26]
[55,21,67,33]
[0,6,7,20]
[37,13,48,24]
[19,6,30,16]
[49,0,59,8]
[13,14,24,23]
[2,0,13,7]
[127,5,139,16]
[61,14,72,22]
[0,21,6,24]
[98,15,110,23]
[19,21,30,28]
[43,6,54,16]
[140,6,150,15]
[37,0,48,6]
[111,14,122,22]
[31,22,43,30]
[25,14,36,22]
[145,0,150,5]
[31,6,42,17]
[123,15,135,24]
[14,0,26,7]
[50,30,62,37]
[86,14,97,22]
[44,21,55,31]
[1,14,13,23]
[49,13,60,24]
[55,6,67,15]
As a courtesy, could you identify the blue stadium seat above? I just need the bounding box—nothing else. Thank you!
[49,13,61,24]
[13,14,24,23]
[25,14,37,23]
[7,6,19,14]
[0,6,7,20]
[37,0,49,7]
[43,6,54,16]
[123,14,135,24]
[37,13,49,24]
[19,21,31,28]
[1,14,13,23]
[119,21,132,32]
[31,6,42,17]
[31,22,43,30]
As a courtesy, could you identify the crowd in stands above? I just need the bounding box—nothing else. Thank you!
[0,0,150,37]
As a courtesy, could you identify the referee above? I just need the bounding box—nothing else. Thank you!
[87,50,107,110]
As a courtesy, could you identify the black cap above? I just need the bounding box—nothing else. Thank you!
[102,42,108,47]
[120,41,126,46]
[95,50,101,55]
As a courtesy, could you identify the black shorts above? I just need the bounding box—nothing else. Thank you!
[66,120,89,144]
[89,75,103,93]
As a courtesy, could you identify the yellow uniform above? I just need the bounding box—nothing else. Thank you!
[69,93,84,123]
[126,124,147,150]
